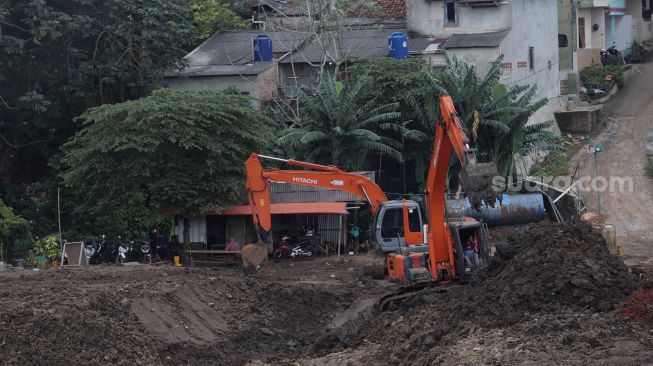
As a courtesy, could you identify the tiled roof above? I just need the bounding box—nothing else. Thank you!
[377,0,406,19]
[347,0,405,19]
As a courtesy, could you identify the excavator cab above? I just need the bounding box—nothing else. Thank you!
[377,200,492,284]
[372,200,425,253]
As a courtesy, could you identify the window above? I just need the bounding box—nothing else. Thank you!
[558,34,568,48]
[528,46,534,71]
[578,17,586,48]
[407,207,421,233]
[445,0,457,25]
[381,208,403,239]
[644,0,652,21]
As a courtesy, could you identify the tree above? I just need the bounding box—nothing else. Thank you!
[189,0,247,44]
[59,90,274,245]
[433,52,559,178]
[487,84,559,177]
[0,199,31,262]
[349,57,433,191]
[277,73,419,170]
[0,0,195,213]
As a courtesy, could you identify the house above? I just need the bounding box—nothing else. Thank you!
[277,26,432,96]
[164,30,310,109]
[407,0,561,127]
[558,0,653,95]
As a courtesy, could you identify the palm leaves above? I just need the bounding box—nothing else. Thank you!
[278,72,417,169]
[431,52,560,178]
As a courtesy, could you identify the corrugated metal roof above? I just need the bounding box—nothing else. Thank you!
[182,30,309,67]
[167,62,275,77]
[443,29,510,49]
[215,202,348,215]
[280,28,431,64]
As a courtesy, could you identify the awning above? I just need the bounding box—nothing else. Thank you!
[161,202,349,216]
[216,202,348,216]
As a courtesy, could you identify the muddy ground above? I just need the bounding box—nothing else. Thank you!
[1,222,653,365]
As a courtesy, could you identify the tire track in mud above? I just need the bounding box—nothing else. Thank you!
[131,284,230,344]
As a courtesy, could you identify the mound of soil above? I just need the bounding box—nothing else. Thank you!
[346,221,646,366]
[484,221,636,313]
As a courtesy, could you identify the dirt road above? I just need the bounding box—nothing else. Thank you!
[570,61,653,265]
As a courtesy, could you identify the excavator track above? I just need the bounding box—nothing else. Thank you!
[378,283,448,312]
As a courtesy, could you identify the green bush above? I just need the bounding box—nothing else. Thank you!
[33,234,61,262]
[626,42,646,63]
[647,157,653,178]
[580,65,625,91]
[529,150,569,178]
[0,199,32,262]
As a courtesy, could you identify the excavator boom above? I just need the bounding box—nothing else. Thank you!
[420,96,498,281]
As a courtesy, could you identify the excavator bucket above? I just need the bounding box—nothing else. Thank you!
[241,243,268,275]
[460,162,500,209]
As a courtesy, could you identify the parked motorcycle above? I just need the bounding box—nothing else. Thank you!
[112,236,130,264]
[273,235,315,262]
[85,235,109,264]
[140,240,153,264]
[601,45,619,66]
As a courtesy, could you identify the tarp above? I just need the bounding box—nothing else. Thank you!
[216,202,348,216]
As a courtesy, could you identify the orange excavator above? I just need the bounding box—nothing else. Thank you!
[242,96,499,283]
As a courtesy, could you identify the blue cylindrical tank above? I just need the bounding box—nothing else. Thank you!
[446,193,547,226]
[253,34,273,61]
[388,32,408,59]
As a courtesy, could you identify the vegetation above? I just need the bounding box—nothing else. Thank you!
[277,73,424,170]
[432,53,559,178]
[190,0,247,43]
[626,41,647,63]
[0,199,31,262]
[647,157,653,178]
[32,234,61,263]
[529,150,570,178]
[0,0,562,254]
[59,90,274,244]
[580,65,625,91]
[0,0,196,239]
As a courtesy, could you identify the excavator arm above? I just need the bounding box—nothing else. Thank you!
[245,153,388,238]
[424,96,499,280]
[242,153,388,273]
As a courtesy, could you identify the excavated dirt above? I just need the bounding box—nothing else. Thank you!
[0,259,387,365]
[1,222,652,365]
[287,221,653,366]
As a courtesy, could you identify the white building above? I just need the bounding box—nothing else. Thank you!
[407,0,561,127]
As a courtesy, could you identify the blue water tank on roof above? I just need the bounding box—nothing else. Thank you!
[388,32,408,59]
[253,34,273,61]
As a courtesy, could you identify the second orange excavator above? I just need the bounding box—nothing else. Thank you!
[242,96,499,284]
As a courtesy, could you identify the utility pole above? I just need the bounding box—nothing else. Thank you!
[589,143,603,214]
[57,187,63,249]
